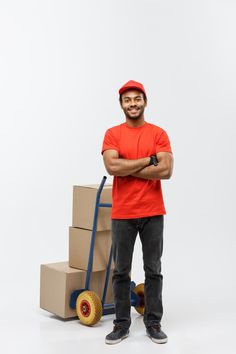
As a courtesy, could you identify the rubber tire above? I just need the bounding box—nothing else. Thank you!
[76,290,102,326]
[133,283,145,315]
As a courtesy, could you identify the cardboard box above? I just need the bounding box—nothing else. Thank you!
[72,184,112,231]
[69,226,114,271]
[40,262,114,319]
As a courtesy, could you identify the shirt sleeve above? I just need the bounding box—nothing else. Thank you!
[101,129,119,155]
[156,130,172,154]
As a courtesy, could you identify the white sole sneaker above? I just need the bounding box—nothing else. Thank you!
[105,331,129,345]
[146,332,168,344]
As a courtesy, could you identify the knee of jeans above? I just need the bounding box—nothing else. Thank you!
[143,262,162,276]
[113,267,131,280]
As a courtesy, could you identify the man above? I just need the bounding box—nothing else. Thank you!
[101,80,173,345]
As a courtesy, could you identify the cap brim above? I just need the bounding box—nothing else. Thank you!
[119,86,146,95]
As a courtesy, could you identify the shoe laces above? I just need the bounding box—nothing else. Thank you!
[113,325,120,332]
[152,324,161,331]
[113,325,127,333]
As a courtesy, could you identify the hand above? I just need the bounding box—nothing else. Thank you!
[149,155,159,166]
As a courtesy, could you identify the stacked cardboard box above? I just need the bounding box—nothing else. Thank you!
[40,183,114,319]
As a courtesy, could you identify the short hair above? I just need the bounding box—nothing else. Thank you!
[119,91,147,104]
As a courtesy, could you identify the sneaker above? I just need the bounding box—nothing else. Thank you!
[105,325,130,345]
[146,324,168,344]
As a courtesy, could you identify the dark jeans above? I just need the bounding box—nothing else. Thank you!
[111,215,164,329]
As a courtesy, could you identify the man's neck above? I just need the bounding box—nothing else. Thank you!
[125,116,145,128]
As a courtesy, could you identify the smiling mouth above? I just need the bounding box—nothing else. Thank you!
[129,108,139,112]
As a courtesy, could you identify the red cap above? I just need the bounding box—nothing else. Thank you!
[119,80,146,97]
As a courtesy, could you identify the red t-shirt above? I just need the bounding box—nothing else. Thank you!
[101,121,172,219]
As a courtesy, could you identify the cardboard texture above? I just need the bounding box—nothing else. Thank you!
[69,226,114,271]
[72,184,112,231]
[40,261,114,319]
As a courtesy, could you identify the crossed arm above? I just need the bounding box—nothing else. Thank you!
[102,150,173,180]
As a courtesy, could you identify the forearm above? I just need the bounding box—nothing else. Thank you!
[131,163,170,180]
[109,157,150,176]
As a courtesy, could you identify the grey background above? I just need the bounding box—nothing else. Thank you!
[0,0,235,353]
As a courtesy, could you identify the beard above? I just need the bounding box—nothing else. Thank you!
[124,105,145,120]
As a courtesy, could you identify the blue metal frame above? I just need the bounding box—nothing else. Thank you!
[70,176,140,315]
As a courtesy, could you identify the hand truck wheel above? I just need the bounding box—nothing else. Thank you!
[76,290,102,325]
[133,283,145,315]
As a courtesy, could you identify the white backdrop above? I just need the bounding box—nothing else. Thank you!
[0,1,235,353]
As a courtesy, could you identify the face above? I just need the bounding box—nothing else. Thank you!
[120,90,147,120]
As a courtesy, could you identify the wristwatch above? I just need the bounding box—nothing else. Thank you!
[149,155,158,166]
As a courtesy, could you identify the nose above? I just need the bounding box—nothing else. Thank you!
[129,100,137,107]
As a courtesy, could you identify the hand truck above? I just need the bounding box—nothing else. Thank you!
[69,176,145,325]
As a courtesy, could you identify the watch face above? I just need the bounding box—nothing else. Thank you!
[153,156,158,166]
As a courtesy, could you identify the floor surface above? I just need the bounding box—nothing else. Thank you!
[1,283,235,354]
